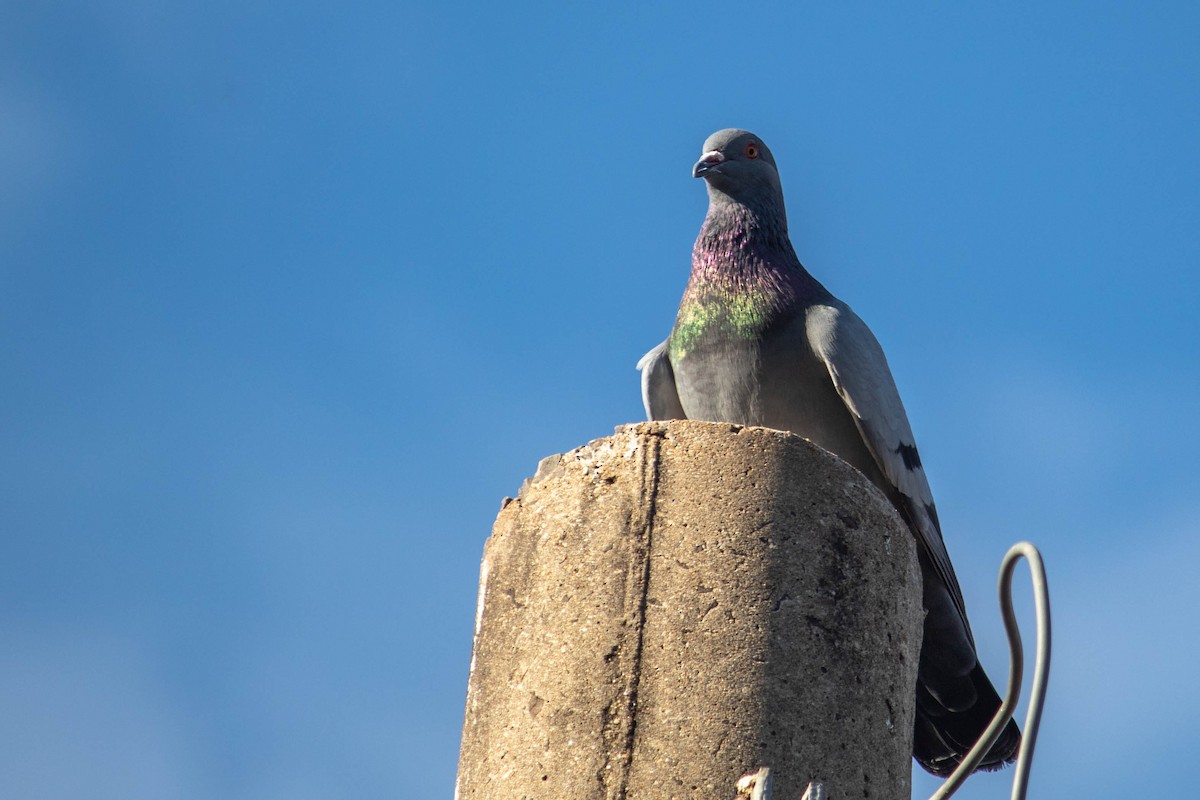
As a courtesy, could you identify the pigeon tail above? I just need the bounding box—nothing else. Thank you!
[913,662,1021,776]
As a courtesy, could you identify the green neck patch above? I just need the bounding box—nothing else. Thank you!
[670,288,778,360]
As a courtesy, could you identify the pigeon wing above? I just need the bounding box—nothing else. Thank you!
[805,303,972,644]
[637,340,687,421]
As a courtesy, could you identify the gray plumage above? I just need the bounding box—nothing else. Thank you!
[639,128,1019,776]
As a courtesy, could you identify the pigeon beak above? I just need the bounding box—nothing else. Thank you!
[692,150,725,178]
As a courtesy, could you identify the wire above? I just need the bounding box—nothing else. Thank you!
[1003,542,1051,800]
[735,766,772,800]
[734,768,826,800]
[929,542,1052,800]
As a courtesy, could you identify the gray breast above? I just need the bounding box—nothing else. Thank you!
[672,320,887,490]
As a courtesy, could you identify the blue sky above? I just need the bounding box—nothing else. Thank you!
[3,2,1198,798]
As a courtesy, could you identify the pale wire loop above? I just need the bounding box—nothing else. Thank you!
[929,541,1052,800]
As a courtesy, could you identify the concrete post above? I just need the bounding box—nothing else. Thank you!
[456,420,923,800]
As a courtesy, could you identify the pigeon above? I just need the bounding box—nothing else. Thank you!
[638,129,1020,776]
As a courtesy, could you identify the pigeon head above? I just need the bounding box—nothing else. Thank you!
[692,129,784,212]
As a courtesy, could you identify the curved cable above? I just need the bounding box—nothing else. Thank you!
[1003,542,1051,800]
[929,542,1052,800]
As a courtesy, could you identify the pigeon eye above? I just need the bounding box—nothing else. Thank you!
[745,143,759,159]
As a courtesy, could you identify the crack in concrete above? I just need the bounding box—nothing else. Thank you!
[597,430,662,799]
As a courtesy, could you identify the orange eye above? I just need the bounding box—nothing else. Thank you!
[745,143,759,159]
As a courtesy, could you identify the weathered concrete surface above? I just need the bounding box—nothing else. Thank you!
[456,420,923,800]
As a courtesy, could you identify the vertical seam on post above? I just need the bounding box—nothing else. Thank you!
[599,427,662,799]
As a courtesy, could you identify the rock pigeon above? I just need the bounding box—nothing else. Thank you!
[638,128,1020,776]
